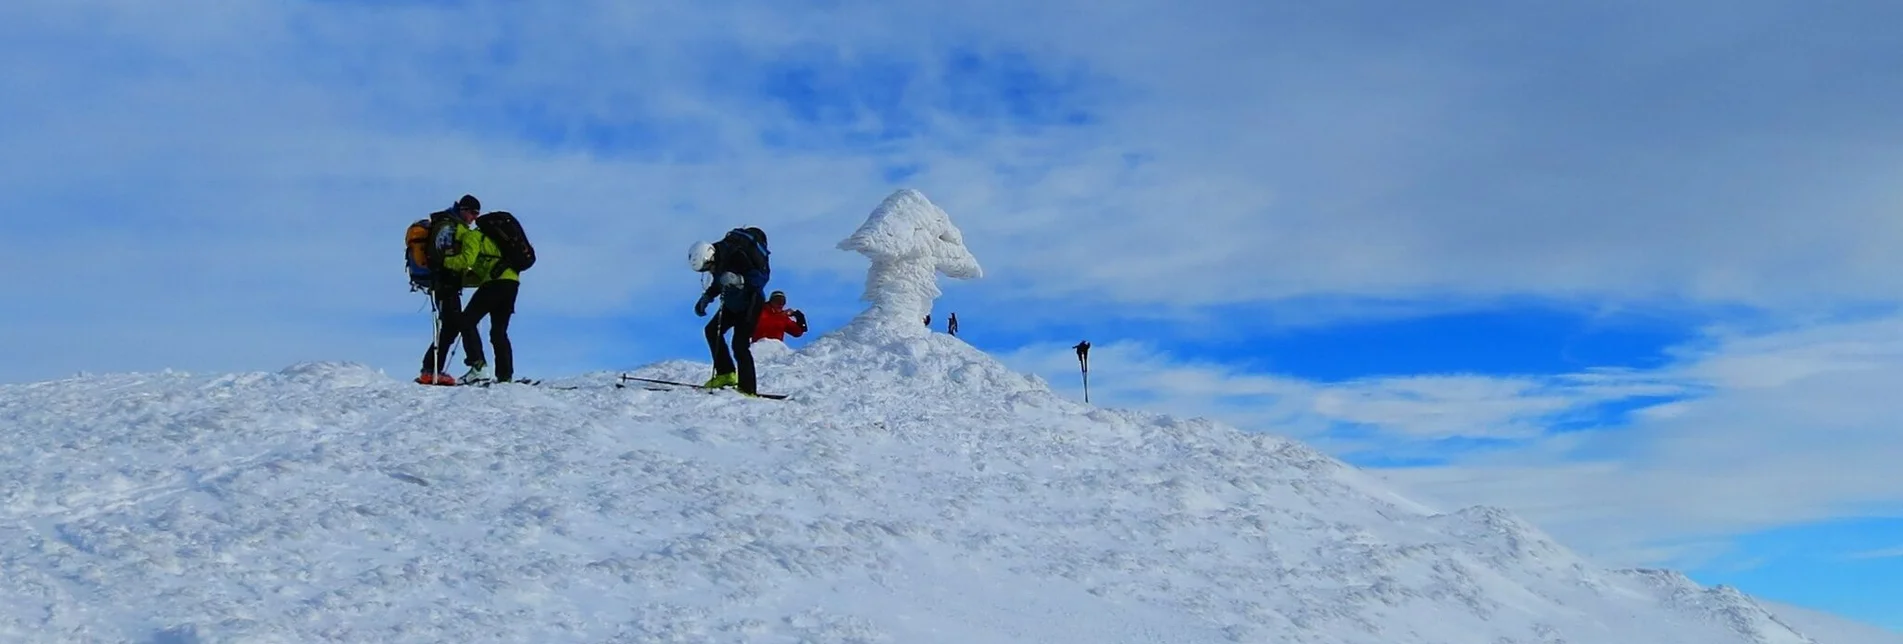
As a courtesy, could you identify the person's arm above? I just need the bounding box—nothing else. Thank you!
[695,281,719,317]
[444,227,479,273]
[787,309,807,337]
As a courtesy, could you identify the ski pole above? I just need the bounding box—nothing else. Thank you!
[1073,340,1090,403]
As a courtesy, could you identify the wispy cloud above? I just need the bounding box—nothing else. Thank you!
[7,0,1903,384]
[1001,314,1903,570]
[6,8,1903,570]
[8,1,1903,628]
[1846,546,1903,561]
[1005,310,1903,571]
[997,338,1692,456]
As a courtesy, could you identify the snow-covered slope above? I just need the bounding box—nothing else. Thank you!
[0,342,1874,643]
[1765,601,1903,644]
[0,189,1890,642]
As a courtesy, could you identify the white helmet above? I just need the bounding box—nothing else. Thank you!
[688,241,716,272]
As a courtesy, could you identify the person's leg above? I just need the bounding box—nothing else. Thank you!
[460,284,495,371]
[487,281,519,381]
[421,287,464,375]
[456,316,484,368]
[704,310,734,377]
[731,290,764,395]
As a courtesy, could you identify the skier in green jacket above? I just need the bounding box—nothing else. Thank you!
[442,212,521,384]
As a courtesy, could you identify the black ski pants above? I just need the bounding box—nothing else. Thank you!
[461,279,519,382]
[420,279,480,374]
[705,289,764,394]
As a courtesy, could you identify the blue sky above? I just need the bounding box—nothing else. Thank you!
[5,0,1903,632]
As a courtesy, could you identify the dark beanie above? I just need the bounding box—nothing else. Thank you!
[457,194,481,211]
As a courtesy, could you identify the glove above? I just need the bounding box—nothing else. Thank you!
[790,309,807,328]
[695,292,716,317]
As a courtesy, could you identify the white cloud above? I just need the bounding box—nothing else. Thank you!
[1846,546,1903,561]
[1313,376,1586,440]
[7,7,1903,630]
[4,1,1903,384]
[1000,316,1903,569]
[997,340,1687,445]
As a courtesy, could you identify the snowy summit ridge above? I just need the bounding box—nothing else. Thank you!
[0,359,1868,643]
[0,191,1892,642]
[836,188,982,339]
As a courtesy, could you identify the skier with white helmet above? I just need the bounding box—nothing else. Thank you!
[688,227,771,396]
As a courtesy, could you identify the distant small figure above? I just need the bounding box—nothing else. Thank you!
[924,314,932,328]
[947,312,959,336]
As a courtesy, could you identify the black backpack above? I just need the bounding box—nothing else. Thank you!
[706,228,768,309]
[712,228,769,287]
[475,211,536,274]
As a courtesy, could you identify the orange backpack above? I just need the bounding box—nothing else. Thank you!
[404,212,456,291]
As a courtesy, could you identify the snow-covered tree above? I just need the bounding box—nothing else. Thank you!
[837,189,983,337]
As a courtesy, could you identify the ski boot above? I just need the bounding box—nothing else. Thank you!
[461,362,493,386]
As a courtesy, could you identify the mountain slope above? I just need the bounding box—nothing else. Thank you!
[1764,601,1903,644]
[0,331,1871,643]
[2,187,1888,643]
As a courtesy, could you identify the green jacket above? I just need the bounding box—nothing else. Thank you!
[444,225,520,287]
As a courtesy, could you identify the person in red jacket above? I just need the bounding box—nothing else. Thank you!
[752,290,808,343]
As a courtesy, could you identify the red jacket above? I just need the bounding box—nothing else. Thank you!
[752,304,807,342]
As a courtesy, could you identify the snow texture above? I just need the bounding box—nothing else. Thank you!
[836,188,982,339]
[0,215,1894,642]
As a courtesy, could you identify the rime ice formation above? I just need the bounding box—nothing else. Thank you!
[836,189,982,338]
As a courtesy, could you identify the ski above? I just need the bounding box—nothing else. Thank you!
[460,378,544,388]
[617,375,789,400]
[617,375,704,388]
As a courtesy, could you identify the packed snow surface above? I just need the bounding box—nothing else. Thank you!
[0,341,1867,643]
